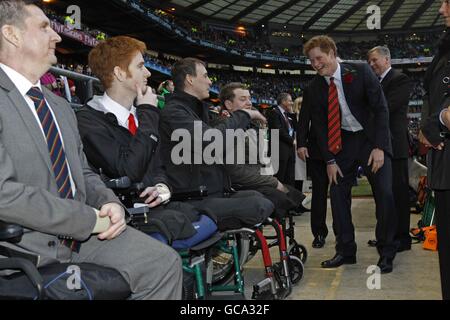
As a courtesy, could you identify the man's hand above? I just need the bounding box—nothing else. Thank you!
[327,163,343,185]
[419,130,443,150]
[367,148,384,174]
[136,84,158,107]
[98,203,126,240]
[140,186,162,208]
[297,147,309,161]
[442,107,450,130]
[242,109,267,124]
[276,180,289,193]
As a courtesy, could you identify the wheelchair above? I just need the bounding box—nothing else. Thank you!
[105,176,299,300]
[0,220,130,300]
[103,176,223,300]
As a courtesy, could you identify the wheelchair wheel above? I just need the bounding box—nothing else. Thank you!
[288,255,304,284]
[273,255,304,287]
[209,234,250,285]
[288,242,307,264]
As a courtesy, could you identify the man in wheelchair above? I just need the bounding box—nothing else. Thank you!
[0,1,182,300]
[76,36,219,244]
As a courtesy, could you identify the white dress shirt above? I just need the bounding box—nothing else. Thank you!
[277,105,294,137]
[100,93,138,130]
[0,63,76,196]
[325,63,363,132]
[379,67,392,82]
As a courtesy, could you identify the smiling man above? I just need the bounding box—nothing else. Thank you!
[303,35,397,273]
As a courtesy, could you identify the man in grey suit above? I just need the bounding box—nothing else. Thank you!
[0,0,182,299]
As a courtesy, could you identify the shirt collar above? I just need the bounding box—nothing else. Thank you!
[325,63,341,84]
[100,93,136,125]
[379,67,392,82]
[0,63,43,96]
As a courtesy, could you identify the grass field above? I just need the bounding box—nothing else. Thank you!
[351,177,373,197]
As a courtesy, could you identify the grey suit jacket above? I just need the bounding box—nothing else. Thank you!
[0,68,119,266]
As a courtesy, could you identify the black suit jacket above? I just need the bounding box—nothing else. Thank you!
[76,102,169,188]
[420,48,450,190]
[308,62,392,162]
[268,106,295,158]
[296,86,322,160]
[380,68,412,159]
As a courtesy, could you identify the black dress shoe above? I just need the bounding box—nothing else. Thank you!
[312,235,326,248]
[367,239,377,247]
[321,254,356,268]
[377,256,393,274]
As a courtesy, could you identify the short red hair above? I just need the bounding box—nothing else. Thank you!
[88,36,146,89]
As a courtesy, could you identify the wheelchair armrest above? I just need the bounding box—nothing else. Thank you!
[171,186,208,201]
[0,220,24,243]
[0,257,45,300]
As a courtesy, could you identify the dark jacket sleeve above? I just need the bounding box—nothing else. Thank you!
[363,63,391,153]
[385,73,412,114]
[268,109,294,146]
[76,105,161,183]
[297,89,311,148]
[421,95,450,145]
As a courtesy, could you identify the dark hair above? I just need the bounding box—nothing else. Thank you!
[219,82,248,105]
[277,92,291,106]
[172,57,205,91]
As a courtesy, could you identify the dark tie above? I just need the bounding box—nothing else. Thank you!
[128,113,137,135]
[327,77,342,155]
[26,87,79,252]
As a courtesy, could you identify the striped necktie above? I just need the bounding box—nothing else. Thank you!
[327,77,342,155]
[27,87,79,252]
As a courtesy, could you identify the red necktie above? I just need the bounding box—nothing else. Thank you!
[328,77,342,155]
[128,114,137,135]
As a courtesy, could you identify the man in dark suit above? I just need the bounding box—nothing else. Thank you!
[419,0,450,299]
[368,46,413,252]
[297,87,329,248]
[304,35,397,273]
[268,93,296,187]
[0,1,182,299]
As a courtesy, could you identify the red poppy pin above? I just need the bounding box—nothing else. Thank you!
[343,69,357,84]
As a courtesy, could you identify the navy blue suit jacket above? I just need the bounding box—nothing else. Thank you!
[308,62,392,162]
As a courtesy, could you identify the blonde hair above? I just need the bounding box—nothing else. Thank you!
[293,97,303,114]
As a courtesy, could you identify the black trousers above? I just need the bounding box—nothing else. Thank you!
[435,190,450,300]
[275,149,295,187]
[246,184,305,220]
[330,131,397,258]
[391,158,411,247]
[307,158,329,238]
[187,190,274,231]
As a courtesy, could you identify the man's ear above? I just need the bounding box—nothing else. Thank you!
[224,100,232,110]
[113,66,126,82]
[185,74,193,87]
[1,25,21,48]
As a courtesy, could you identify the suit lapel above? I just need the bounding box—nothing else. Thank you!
[340,63,353,104]
[2,80,54,174]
